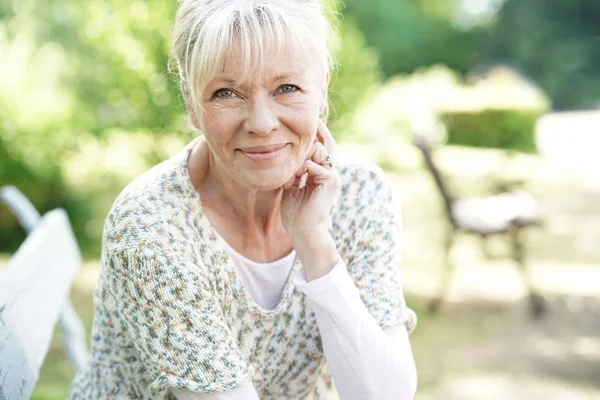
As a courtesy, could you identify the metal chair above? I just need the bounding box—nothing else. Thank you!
[413,136,546,317]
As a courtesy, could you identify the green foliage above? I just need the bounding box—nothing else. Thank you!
[340,0,481,77]
[0,0,187,254]
[328,16,383,137]
[35,0,183,135]
[441,109,542,153]
[339,0,600,110]
[482,0,600,109]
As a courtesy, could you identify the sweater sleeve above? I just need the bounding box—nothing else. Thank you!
[102,247,254,395]
[339,166,417,334]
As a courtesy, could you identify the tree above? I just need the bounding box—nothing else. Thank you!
[481,0,600,109]
[340,0,480,77]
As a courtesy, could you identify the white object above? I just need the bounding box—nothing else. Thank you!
[536,110,600,171]
[0,210,82,400]
[0,185,40,232]
[0,185,89,372]
[452,190,541,234]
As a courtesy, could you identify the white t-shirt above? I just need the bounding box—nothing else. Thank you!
[214,232,297,310]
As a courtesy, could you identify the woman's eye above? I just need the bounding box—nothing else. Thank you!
[214,88,234,98]
[279,84,299,94]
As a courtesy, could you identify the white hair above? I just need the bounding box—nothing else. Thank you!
[170,0,336,124]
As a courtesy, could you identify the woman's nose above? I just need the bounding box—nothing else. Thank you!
[244,95,279,136]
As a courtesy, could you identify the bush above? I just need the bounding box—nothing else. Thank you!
[327,15,382,139]
[0,144,105,256]
[441,109,543,153]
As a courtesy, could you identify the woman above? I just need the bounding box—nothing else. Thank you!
[67,0,417,399]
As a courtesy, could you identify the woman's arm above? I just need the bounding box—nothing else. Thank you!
[168,258,415,400]
[170,308,412,400]
[293,259,417,400]
[281,121,416,399]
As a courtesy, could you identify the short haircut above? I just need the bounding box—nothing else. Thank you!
[170,0,336,125]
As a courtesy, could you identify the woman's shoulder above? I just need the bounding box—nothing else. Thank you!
[102,150,199,253]
[331,156,400,246]
[335,156,397,210]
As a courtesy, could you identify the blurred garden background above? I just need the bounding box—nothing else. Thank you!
[1,0,600,398]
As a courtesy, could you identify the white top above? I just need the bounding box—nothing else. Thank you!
[213,231,297,310]
[172,248,417,400]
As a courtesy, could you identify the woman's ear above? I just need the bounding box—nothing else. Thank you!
[186,102,202,131]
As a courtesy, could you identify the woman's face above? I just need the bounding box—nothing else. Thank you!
[199,47,328,191]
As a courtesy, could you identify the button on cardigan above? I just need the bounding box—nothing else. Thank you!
[66,137,417,400]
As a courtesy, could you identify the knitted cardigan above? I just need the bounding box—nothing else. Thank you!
[67,137,417,400]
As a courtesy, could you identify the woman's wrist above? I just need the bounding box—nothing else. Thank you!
[290,226,338,281]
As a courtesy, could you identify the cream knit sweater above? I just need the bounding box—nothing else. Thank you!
[67,137,417,400]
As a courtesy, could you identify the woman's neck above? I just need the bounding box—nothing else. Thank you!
[188,140,292,261]
[204,146,283,225]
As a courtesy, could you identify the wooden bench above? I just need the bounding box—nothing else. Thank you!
[412,137,547,318]
[0,186,89,399]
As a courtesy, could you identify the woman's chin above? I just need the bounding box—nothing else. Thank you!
[241,170,293,192]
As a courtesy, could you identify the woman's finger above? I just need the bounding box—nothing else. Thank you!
[303,141,328,166]
[291,141,335,191]
[304,141,319,163]
[316,119,336,158]
[301,160,337,184]
[310,141,329,166]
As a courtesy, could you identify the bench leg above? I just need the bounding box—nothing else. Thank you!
[428,225,457,313]
[511,227,546,318]
[58,300,90,372]
[480,234,492,260]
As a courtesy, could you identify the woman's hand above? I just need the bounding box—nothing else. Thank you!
[281,119,338,234]
[281,120,340,280]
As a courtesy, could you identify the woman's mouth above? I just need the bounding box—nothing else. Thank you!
[240,144,287,161]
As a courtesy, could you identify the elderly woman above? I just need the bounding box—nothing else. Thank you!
[67,0,417,399]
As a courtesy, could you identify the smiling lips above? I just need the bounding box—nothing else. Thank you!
[240,143,288,161]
